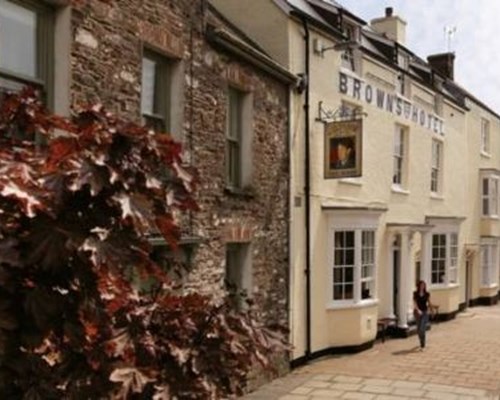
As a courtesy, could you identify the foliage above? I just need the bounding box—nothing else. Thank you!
[0,89,286,399]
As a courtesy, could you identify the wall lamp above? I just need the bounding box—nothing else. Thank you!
[313,39,359,56]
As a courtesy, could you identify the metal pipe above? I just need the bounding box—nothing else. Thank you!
[301,16,312,361]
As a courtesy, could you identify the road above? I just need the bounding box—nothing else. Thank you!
[244,306,500,399]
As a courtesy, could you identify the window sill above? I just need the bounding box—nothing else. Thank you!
[430,192,444,200]
[481,215,499,220]
[339,67,363,81]
[396,92,412,104]
[480,283,499,289]
[224,186,256,199]
[326,298,378,310]
[480,151,491,158]
[391,185,409,195]
[430,283,459,291]
[338,177,363,186]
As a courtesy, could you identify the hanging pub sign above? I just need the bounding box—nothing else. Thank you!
[324,119,362,179]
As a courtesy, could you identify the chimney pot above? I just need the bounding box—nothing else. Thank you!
[427,52,455,80]
[371,8,406,45]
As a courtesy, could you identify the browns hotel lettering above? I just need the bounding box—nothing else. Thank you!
[339,72,445,135]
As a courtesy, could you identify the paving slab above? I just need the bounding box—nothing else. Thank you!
[243,306,500,399]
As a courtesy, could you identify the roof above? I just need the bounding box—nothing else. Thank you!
[214,0,498,117]
[206,25,297,85]
[206,3,297,85]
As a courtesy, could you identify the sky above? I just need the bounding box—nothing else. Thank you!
[336,0,500,113]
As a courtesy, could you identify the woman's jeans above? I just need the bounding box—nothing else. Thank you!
[416,312,429,348]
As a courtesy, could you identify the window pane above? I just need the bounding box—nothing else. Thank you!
[432,235,441,246]
[362,281,373,299]
[333,285,343,300]
[483,178,489,195]
[227,88,244,187]
[228,88,242,140]
[493,180,498,214]
[141,57,156,115]
[344,284,354,299]
[346,231,354,247]
[0,0,36,77]
[333,268,343,282]
[483,199,490,215]
[335,231,344,247]
[344,248,353,265]
[345,267,353,282]
[334,249,343,265]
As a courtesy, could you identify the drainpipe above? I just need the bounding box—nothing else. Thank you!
[301,16,312,361]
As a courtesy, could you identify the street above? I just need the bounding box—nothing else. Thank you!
[245,306,500,399]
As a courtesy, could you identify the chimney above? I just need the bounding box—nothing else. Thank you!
[427,52,455,80]
[370,7,407,45]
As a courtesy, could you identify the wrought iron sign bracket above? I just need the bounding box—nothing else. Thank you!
[315,101,367,123]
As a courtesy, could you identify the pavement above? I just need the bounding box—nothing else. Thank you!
[244,306,500,400]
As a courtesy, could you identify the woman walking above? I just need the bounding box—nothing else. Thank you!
[413,280,432,351]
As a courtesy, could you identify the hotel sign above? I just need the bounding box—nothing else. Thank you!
[339,72,445,135]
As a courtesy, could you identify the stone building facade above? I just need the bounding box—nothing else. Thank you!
[0,0,293,337]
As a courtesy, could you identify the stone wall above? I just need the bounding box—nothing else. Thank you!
[69,0,290,330]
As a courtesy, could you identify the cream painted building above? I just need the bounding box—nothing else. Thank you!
[211,0,500,365]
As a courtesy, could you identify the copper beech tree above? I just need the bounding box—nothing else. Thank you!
[0,90,285,399]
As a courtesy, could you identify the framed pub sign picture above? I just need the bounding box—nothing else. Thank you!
[324,119,362,179]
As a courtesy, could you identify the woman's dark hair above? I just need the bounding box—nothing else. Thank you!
[416,280,427,293]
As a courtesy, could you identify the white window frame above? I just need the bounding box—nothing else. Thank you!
[482,176,499,218]
[332,229,376,305]
[342,21,360,43]
[327,211,382,308]
[392,125,407,189]
[361,230,376,300]
[480,238,498,288]
[431,139,443,194]
[449,233,458,284]
[341,49,356,72]
[395,72,410,98]
[340,22,361,75]
[332,230,356,302]
[397,52,410,71]
[430,232,459,287]
[481,118,490,156]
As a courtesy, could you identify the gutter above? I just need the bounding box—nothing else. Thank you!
[301,16,312,362]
